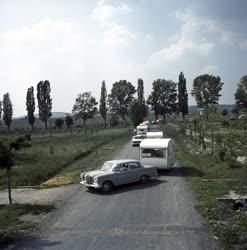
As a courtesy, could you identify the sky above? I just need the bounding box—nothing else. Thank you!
[0,0,247,116]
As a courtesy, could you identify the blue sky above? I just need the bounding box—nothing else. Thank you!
[0,0,246,116]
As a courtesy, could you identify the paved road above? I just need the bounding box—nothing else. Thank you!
[8,141,218,250]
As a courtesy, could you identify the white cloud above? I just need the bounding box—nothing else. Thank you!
[91,0,135,47]
[92,0,131,24]
[146,10,215,66]
[0,18,87,116]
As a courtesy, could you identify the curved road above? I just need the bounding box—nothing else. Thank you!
[8,141,218,250]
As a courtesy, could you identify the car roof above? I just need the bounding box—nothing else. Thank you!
[106,159,139,164]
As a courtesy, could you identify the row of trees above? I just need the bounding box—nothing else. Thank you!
[0,80,52,131]
[1,73,247,131]
[72,72,188,127]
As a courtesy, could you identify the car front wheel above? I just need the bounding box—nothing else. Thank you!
[101,181,113,193]
[140,175,149,184]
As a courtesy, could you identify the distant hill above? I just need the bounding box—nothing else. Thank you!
[15,112,70,119]
[189,104,235,113]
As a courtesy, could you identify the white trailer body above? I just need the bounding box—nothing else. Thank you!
[140,138,175,169]
[146,131,163,139]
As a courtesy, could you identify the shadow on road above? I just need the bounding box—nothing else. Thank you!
[3,236,61,250]
[158,167,204,177]
[88,179,166,195]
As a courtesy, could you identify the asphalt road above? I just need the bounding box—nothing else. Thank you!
[7,141,218,250]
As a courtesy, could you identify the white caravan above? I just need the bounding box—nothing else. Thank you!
[140,138,175,169]
[136,125,148,136]
[146,131,164,139]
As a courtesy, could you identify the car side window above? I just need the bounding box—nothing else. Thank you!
[128,162,140,170]
[118,163,129,172]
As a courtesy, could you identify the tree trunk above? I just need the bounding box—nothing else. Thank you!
[7,168,12,204]
[104,118,107,128]
[31,124,34,131]
[163,114,166,123]
[7,125,10,132]
[155,112,158,120]
[49,119,52,137]
[121,115,125,126]
[45,120,48,130]
[83,119,86,142]
[182,113,185,121]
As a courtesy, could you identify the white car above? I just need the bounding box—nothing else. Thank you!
[80,159,158,192]
[132,134,145,147]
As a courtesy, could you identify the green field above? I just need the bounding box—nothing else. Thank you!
[0,127,131,190]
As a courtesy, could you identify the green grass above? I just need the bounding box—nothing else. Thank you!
[59,133,131,183]
[164,123,247,250]
[0,127,131,189]
[0,203,54,245]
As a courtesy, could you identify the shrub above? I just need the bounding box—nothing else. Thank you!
[55,118,64,129]
[24,133,31,141]
[109,113,119,127]
[9,137,30,150]
[221,120,230,127]
[222,109,228,116]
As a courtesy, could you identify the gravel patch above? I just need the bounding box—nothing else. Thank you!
[0,184,80,205]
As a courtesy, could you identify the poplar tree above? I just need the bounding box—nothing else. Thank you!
[137,78,147,123]
[3,93,13,131]
[26,86,36,130]
[100,81,107,127]
[178,72,188,121]
[37,80,52,129]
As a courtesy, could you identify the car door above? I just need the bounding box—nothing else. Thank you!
[128,162,142,183]
[114,163,131,185]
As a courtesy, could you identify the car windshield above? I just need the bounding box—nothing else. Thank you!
[101,162,114,171]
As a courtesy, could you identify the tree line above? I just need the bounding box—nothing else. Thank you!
[0,73,246,131]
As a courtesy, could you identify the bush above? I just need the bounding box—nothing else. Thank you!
[222,109,228,116]
[10,137,30,150]
[55,118,64,129]
[109,113,119,127]
[221,120,230,127]
[218,149,226,161]
[24,133,31,141]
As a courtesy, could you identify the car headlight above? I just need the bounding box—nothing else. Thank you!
[80,173,85,179]
[93,176,98,182]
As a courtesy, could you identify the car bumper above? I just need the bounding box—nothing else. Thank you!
[80,181,101,189]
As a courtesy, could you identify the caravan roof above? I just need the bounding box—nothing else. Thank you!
[146,131,163,138]
[137,125,148,129]
[140,138,172,149]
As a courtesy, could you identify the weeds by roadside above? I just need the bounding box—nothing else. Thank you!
[164,123,247,250]
[0,203,54,245]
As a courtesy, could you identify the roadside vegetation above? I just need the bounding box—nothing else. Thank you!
[164,115,247,250]
[0,203,54,245]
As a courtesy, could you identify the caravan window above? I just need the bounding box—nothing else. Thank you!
[141,148,166,158]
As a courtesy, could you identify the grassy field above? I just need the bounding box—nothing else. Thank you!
[0,127,131,190]
[164,123,247,250]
